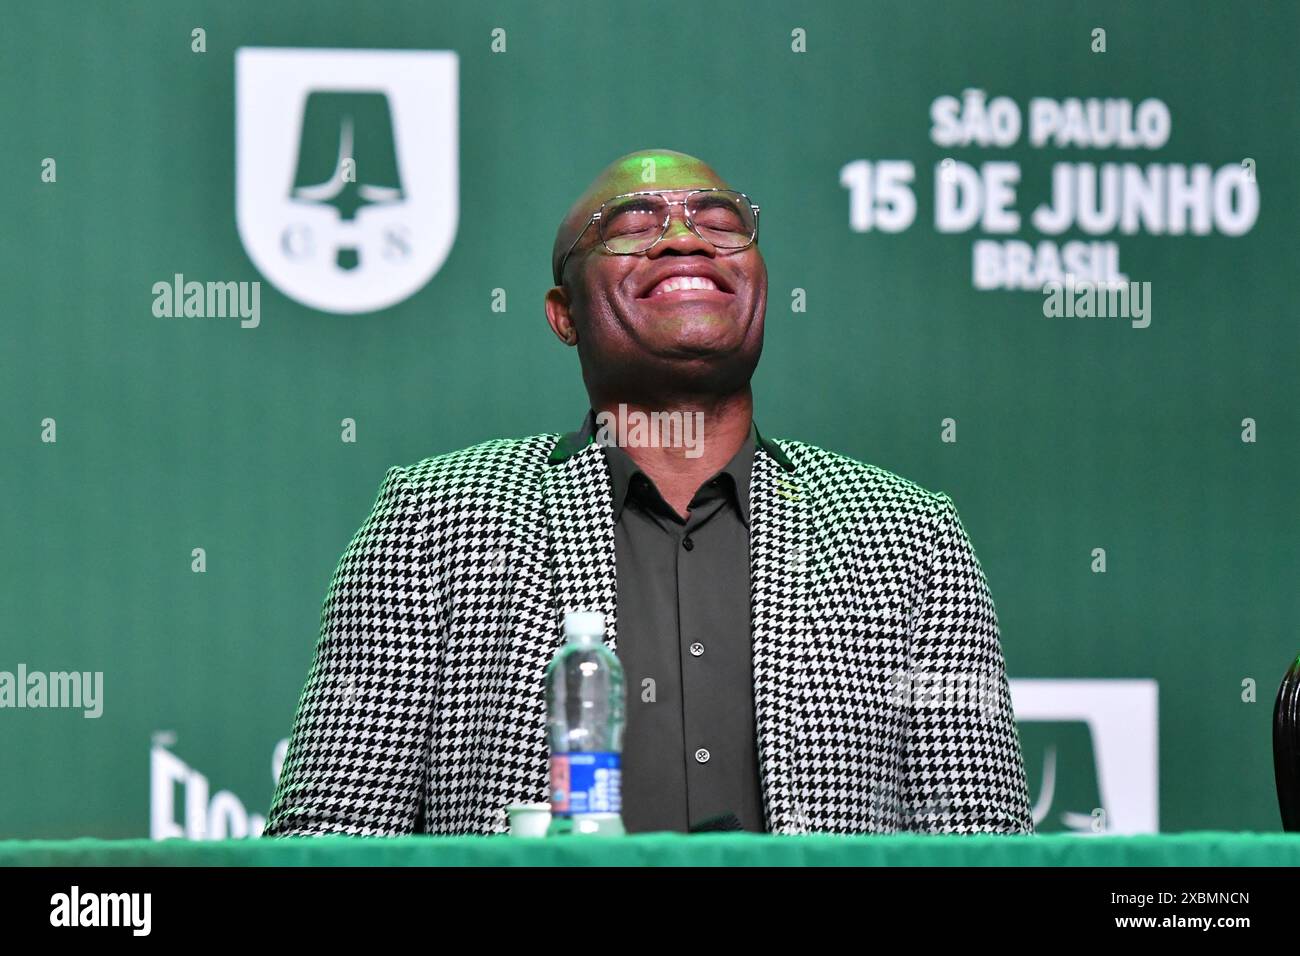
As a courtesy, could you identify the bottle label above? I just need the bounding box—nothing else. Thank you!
[549,752,621,816]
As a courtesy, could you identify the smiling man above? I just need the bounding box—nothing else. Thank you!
[263,149,1033,837]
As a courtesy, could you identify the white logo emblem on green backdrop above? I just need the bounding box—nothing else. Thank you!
[236,47,459,314]
[1012,679,1159,833]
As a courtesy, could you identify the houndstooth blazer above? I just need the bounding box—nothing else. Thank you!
[263,426,1033,837]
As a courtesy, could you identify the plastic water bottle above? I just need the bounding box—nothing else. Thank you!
[546,611,625,836]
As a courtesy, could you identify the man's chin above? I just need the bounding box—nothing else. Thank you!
[645,331,743,361]
[633,309,744,348]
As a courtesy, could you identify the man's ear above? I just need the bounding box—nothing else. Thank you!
[544,286,578,346]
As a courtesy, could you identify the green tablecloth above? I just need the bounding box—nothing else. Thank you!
[1,832,1295,866]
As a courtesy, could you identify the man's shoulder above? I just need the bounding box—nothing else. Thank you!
[769,437,952,517]
[395,433,559,488]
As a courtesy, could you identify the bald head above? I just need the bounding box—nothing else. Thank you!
[551,149,729,286]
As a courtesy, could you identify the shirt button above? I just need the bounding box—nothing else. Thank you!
[689,642,704,657]
[682,536,695,551]
[694,748,711,764]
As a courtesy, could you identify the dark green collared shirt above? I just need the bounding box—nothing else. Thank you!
[555,410,765,833]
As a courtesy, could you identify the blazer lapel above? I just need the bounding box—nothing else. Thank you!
[749,441,812,833]
[542,441,620,651]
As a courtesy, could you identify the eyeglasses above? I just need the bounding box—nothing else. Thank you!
[553,187,760,285]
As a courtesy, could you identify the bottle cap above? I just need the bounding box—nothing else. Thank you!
[563,611,606,638]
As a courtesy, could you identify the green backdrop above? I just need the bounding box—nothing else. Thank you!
[2,0,1296,838]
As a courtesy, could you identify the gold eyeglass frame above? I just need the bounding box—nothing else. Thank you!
[553,187,761,286]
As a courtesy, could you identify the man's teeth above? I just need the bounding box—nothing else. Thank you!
[649,275,720,297]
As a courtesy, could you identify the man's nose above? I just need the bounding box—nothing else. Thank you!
[648,207,715,256]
